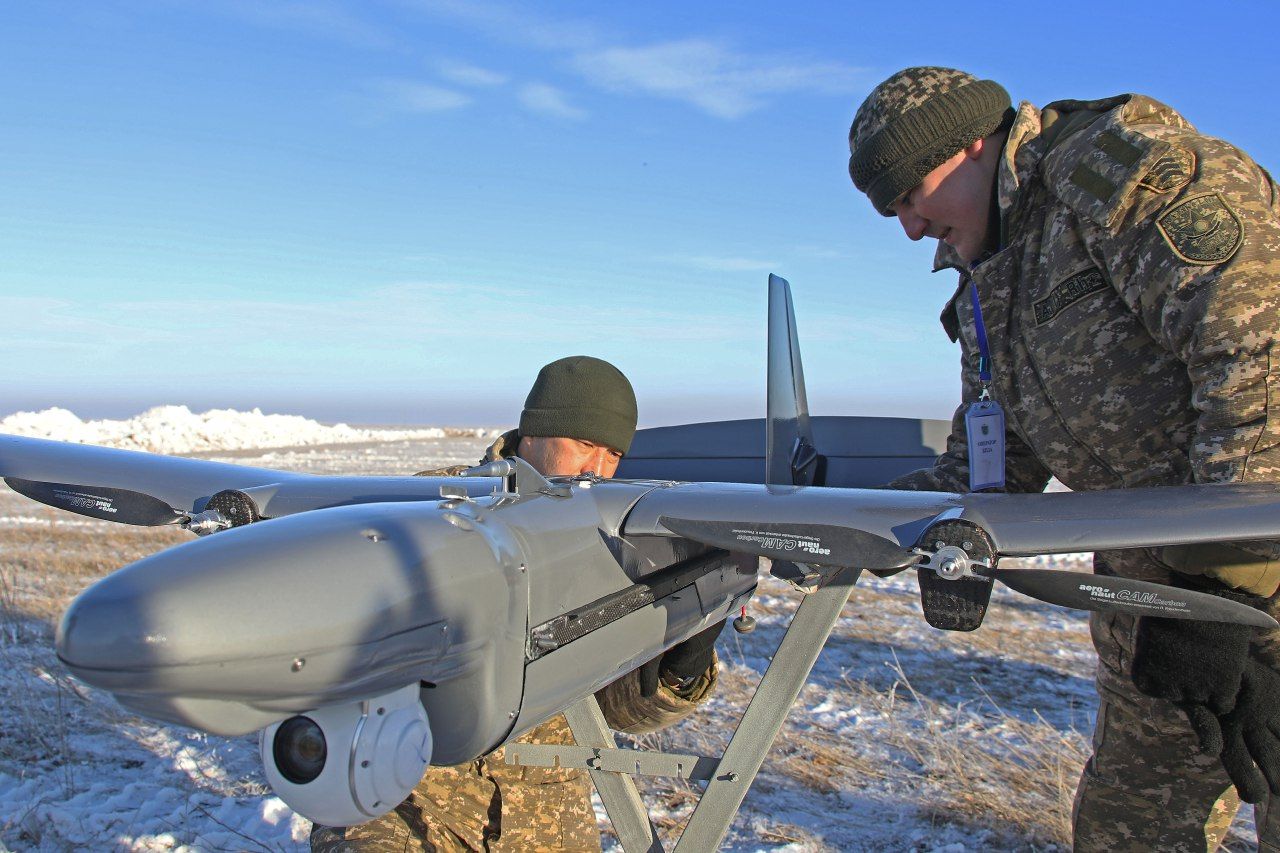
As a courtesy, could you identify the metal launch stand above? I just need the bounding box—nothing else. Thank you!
[506,566,861,852]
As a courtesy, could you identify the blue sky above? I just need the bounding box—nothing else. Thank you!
[3,1,1277,427]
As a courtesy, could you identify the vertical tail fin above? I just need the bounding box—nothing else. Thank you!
[765,274,821,486]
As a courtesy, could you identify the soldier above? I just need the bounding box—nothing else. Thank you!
[312,355,723,851]
[847,67,1280,851]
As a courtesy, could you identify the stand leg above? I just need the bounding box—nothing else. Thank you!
[564,695,665,853]
[673,567,861,852]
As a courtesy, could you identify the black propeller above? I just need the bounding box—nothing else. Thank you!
[4,478,185,526]
[658,516,917,571]
[987,567,1278,628]
[659,514,1278,628]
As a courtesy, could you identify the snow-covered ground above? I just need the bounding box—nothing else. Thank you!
[0,409,1259,851]
[0,406,497,455]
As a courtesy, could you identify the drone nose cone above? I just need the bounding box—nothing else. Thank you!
[56,501,501,706]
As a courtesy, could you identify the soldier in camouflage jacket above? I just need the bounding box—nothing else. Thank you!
[312,358,720,852]
[849,68,1280,851]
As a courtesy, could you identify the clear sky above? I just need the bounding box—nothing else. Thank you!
[3,1,1278,427]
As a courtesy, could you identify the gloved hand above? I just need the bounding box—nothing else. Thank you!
[1215,656,1280,803]
[638,621,724,698]
[1131,583,1280,804]
[1130,611,1253,744]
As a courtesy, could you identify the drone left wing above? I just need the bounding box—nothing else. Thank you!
[0,434,308,515]
[0,433,498,524]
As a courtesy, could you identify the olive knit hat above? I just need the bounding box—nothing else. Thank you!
[848,66,1012,216]
[519,356,638,454]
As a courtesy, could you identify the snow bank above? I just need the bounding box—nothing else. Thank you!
[0,406,487,454]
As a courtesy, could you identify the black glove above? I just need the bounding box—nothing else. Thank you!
[1216,657,1280,803]
[638,621,724,698]
[1131,584,1280,804]
[1130,612,1253,745]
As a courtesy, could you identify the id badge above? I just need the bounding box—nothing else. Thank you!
[965,399,1006,491]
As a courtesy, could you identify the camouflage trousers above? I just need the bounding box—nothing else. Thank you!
[310,714,601,852]
[1073,550,1280,852]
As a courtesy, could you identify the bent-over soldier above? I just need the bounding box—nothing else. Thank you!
[311,355,723,851]
[848,66,1280,851]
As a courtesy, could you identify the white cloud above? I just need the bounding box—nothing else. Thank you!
[682,255,778,273]
[572,38,859,119]
[406,3,863,119]
[437,59,508,88]
[374,79,471,112]
[405,0,609,52]
[518,83,586,120]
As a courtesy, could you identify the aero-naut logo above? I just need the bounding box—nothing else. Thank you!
[732,528,831,557]
[1078,583,1186,610]
[53,488,118,515]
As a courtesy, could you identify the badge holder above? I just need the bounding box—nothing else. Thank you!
[962,282,1005,493]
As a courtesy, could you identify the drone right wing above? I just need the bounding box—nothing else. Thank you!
[626,479,1280,629]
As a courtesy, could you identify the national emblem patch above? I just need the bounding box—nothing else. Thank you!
[1156,192,1243,264]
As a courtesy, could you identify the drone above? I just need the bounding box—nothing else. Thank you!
[2,276,1276,852]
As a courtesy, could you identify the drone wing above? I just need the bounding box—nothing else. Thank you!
[626,480,1280,627]
[0,433,497,524]
[956,484,1280,555]
[0,434,306,516]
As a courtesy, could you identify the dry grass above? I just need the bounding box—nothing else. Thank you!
[875,656,1089,848]
[0,508,189,793]
[0,523,188,622]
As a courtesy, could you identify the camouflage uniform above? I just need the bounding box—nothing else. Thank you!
[311,430,718,852]
[886,95,1280,851]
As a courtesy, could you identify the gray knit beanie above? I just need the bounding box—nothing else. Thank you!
[520,356,638,454]
[848,66,1012,215]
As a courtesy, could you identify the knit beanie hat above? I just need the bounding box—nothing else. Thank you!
[520,356,638,454]
[848,66,1012,215]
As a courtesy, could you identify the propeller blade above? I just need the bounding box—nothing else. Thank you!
[991,568,1279,628]
[658,515,916,570]
[4,478,185,526]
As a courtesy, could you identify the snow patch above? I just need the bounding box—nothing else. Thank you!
[0,406,496,454]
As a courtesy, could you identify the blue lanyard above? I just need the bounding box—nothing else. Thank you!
[968,282,993,398]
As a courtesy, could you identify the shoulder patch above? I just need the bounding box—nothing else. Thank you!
[1041,114,1170,231]
[1093,130,1143,167]
[1138,146,1194,193]
[1156,192,1243,264]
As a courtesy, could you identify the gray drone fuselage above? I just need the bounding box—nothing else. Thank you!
[54,476,756,765]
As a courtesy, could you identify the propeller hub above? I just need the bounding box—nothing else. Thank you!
[934,547,970,580]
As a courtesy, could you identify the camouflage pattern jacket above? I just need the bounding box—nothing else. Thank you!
[420,429,718,733]
[890,95,1280,595]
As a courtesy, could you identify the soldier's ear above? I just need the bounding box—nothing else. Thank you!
[962,138,986,160]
